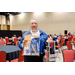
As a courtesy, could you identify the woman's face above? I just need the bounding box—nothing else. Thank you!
[30,20,38,30]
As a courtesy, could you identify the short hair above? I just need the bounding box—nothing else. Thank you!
[30,19,38,24]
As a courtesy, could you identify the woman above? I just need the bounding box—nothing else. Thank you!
[12,34,16,40]
[18,19,48,62]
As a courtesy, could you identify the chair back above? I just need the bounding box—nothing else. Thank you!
[60,39,65,47]
[62,50,75,62]
[0,41,5,46]
[5,37,8,39]
[0,51,6,62]
[1,37,3,41]
[18,37,22,39]
[71,35,74,40]
[5,37,9,43]
[18,50,24,62]
[57,38,60,44]
[73,38,75,41]
[68,37,71,41]
[66,42,72,50]
[45,50,48,62]
[61,37,65,40]
[14,38,18,43]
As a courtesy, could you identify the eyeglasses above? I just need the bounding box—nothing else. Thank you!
[31,23,37,25]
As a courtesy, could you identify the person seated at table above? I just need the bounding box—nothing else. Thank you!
[12,34,16,38]
[12,34,17,41]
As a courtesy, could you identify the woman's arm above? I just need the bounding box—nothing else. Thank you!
[18,36,24,49]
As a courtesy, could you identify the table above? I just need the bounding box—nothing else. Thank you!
[0,45,21,61]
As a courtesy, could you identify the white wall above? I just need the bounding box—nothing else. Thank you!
[10,12,75,35]
[0,15,6,24]
[0,15,6,30]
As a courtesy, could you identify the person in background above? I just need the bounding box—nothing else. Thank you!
[72,32,75,36]
[46,35,53,43]
[46,35,54,54]
[53,34,57,41]
[58,33,63,39]
[68,32,71,36]
[18,19,48,62]
[12,34,17,41]
[50,34,52,38]
[59,33,63,37]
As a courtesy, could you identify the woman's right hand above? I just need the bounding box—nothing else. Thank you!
[22,39,28,46]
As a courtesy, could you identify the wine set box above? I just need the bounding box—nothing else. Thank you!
[23,35,40,56]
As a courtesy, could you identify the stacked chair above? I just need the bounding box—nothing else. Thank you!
[5,37,12,45]
[62,49,75,62]
[0,51,9,62]
[55,39,65,52]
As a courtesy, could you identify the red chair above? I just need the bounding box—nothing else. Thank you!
[18,50,24,62]
[15,41,19,46]
[55,39,65,52]
[0,51,9,62]
[5,37,12,45]
[45,52,48,62]
[1,37,3,41]
[12,38,18,45]
[71,35,74,40]
[68,37,71,42]
[5,37,8,38]
[73,41,75,46]
[12,37,14,38]
[55,39,65,48]
[18,37,22,40]
[66,42,72,50]
[62,50,75,62]
[0,41,5,46]
[57,38,61,44]
[11,50,24,62]
[14,38,18,43]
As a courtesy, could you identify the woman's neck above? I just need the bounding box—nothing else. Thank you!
[31,29,38,34]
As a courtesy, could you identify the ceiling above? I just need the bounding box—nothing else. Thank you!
[0,12,21,17]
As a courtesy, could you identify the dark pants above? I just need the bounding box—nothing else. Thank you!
[55,41,58,45]
[24,54,45,62]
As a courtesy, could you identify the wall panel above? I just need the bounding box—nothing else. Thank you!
[10,12,75,35]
